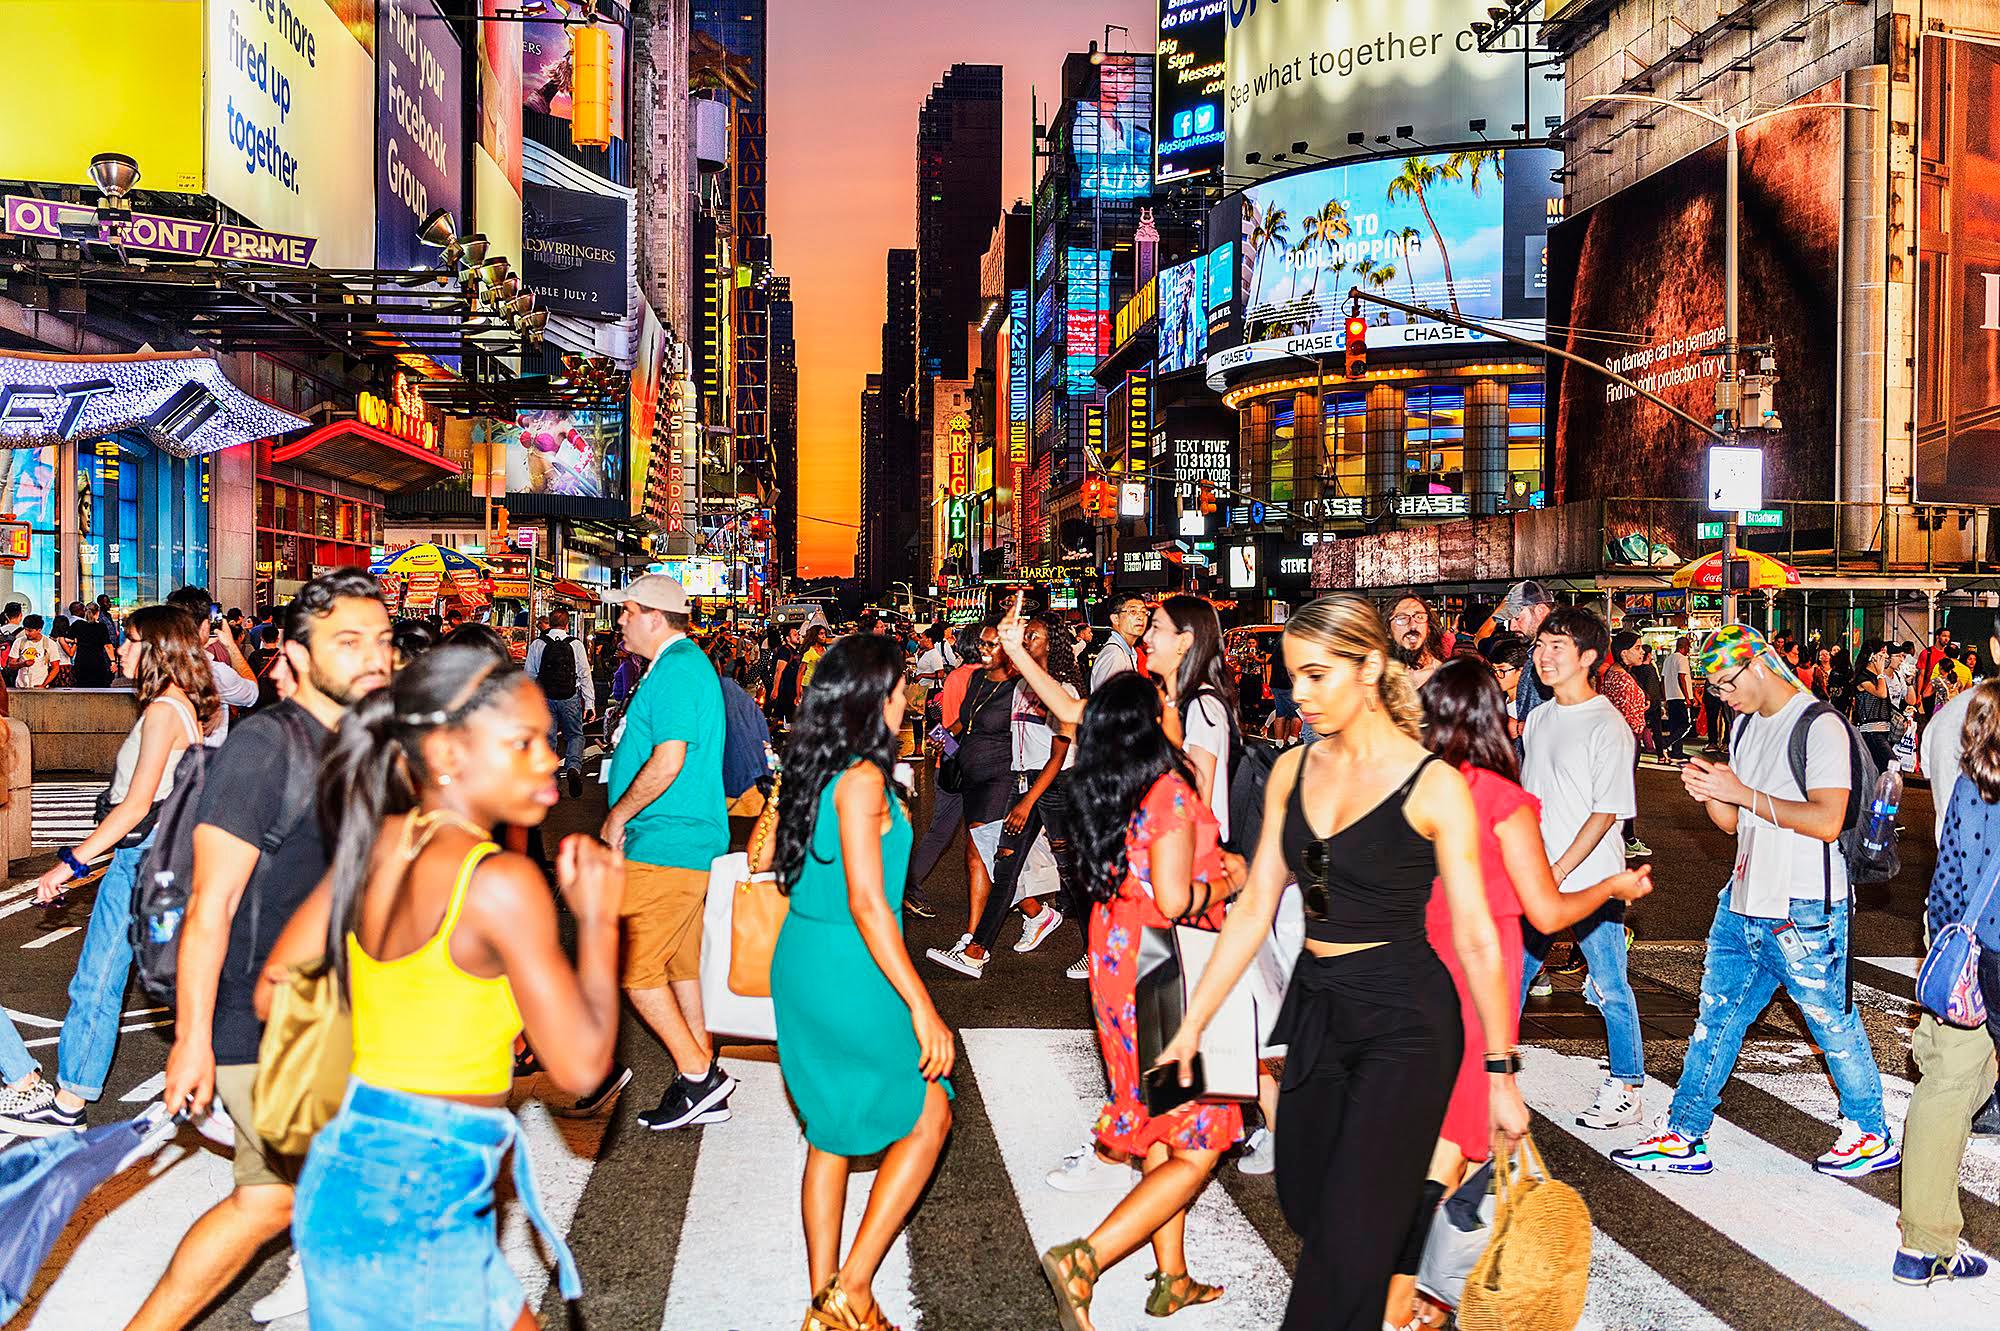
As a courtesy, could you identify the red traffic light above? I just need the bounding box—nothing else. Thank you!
[1345,315,1368,343]
[1344,315,1369,378]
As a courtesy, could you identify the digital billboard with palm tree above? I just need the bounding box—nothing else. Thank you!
[1237,147,1556,347]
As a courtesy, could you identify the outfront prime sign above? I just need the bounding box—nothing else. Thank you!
[1223,0,1557,178]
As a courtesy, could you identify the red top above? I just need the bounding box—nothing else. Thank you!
[1124,772,1227,923]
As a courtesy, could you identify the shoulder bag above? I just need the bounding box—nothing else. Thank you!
[728,775,788,997]
[1457,1131,1591,1331]
[252,959,353,1158]
[1917,847,2000,1028]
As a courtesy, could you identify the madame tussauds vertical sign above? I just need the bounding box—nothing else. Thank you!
[1224,0,1556,179]
[205,0,376,268]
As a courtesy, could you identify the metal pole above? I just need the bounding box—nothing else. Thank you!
[1722,122,1741,627]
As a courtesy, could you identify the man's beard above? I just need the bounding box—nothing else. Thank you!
[1392,640,1433,669]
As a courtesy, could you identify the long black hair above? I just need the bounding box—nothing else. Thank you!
[318,645,526,1000]
[1069,672,1196,905]
[1421,656,1521,783]
[772,634,905,890]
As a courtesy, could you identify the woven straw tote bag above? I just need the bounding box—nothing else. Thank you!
[1457,1131,1591,1331]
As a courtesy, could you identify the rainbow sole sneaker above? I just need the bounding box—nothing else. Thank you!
[1610,1127,1712,1175]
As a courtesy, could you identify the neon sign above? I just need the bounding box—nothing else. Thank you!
[1009,289,1030,465]
[357,373,439,451]
[948,412,971,497]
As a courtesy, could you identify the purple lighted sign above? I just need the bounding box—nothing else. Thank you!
[3,197,316,269]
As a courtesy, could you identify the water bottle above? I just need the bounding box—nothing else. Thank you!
[1859,764,1902,864]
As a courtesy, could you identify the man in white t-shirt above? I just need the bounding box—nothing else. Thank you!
[913,623,960,691]
[1661,635,1693,762]
[1615,624,1896,1182]
[1519,606,1643,1130]
[1089,594,1147,693]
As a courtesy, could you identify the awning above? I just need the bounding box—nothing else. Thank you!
[548,579,600,603]
[269,420,462,495]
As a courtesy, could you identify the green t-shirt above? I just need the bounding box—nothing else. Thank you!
[609,636,728,869]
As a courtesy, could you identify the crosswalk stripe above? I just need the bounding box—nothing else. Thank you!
[21,925,78,949]
[502,1099,610,1314]
[1861,956,1921,980]
[963,1027,1291,1329]
[1523,1047,2000,1329]
[660,1057,918,1330]
[1581,1230,1731,1331]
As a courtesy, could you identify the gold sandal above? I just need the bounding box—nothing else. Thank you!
[801,1276,900,1331]
[1041,1239,1101,1331]
[1145,1269,1224,1318]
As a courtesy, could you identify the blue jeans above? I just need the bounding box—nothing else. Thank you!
[1521,900,1644,1086]
[58,836,152,1101]
[0,1004,37,1084]
[296,1081,581,1329]
[547,695,585,775]
[1668,892,1885,1140]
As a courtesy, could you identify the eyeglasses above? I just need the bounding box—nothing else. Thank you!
[1710,664,1752,694]
[1390,612,1430,628]
[1301,838,1334,917]
[1495,663,1521,676]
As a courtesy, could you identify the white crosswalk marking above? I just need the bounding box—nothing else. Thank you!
[31,782,103,848]
[1522,1047,2000,1329]
[661,1056,918,1330]
[1861,956,1922,979]
[21,925,78,949]
[1581,1231,1731,1331]
[964,1026,1290,1330]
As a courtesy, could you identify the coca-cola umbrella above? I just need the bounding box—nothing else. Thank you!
[0,1109,173,1320]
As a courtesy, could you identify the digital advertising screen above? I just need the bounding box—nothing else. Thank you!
[1077,55,1154,199]
[1066,248,1112,393]
[502,408,623,499]
[1206,240,1236,337]
[1158,258,1207,374]
[1156,0,1226,183]
[1546,81,1842,507]
[1235,148,1557,350]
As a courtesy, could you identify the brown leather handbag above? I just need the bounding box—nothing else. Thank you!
[728,777,787,997]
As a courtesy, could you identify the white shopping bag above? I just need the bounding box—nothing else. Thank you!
[1171,926,1262,1100]
[967,821,1061,906]
[698,851,778,1042]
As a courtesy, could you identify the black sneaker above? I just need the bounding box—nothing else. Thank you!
[566,769,584,799]
[1974,1087,2000,1137]
[903,890,936,920]
[554,1063,632,1119]
[1550,944,1586,977]
[637,1062,736,1131]
[0,1082,84,1137]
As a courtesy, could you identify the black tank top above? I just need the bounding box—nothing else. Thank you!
[1282,748,1440,945]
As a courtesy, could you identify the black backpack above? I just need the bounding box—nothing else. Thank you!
[1188,685,1287,856]
[1733,699,1898,891]
[130,706,320,1004]
[536,633,579,702]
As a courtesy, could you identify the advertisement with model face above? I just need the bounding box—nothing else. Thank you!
[1917,34,2000,505]
[205,0,377,268]
[1223,0,1558,181]
[1546,79,1843,510]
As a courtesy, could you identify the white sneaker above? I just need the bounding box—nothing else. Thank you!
[1576,1077,1644,1130]
[1528,975,1554,998]
[1046,1143,1140,1193]
[0,1078,49,1118]
[925,942,987,978]
[1066,955,1091,981]
[249,1252,309,1323]
[1816,1117,1901,1177]
[1014,905,1064,952]
[196,1101,238,1150]
[1236,1126,1275,1176]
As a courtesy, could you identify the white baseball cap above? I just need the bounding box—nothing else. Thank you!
[602,573,690,614]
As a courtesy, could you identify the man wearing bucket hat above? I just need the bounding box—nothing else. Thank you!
[1613,624,1895,1179]
[601,574,736,1131]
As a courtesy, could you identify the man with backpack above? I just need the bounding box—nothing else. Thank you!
[1615,624,1897,1180]
[527,607,595,798]
[139,569,392,1330]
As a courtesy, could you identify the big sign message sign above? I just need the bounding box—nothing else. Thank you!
[205,0,376,269]
[376,0,464,281]
[1224,0,1557,179]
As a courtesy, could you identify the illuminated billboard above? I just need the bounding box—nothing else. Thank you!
[1009,289,1030,463]
[1231,148,1557,353]
[1066,248,1112,394]
[1156,0,1226,183]
[1077,54,1154,199]
[502,409,623,499]
[1158,258,1207,374]
[1224,0,1559,180]
[1206,241,1236,337]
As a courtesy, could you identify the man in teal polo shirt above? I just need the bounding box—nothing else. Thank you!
[601,574,735,1131]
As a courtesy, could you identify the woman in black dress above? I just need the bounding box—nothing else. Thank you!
[1157,594,1528,1331]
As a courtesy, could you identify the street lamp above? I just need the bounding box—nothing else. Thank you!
[1586,92,1874,625]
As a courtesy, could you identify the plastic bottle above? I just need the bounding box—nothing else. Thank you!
[1859,764,1903,864]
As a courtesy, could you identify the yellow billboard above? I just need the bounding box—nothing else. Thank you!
[0,1,204,193]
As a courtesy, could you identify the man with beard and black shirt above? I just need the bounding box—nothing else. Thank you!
[1387,592,1446,687]
[141,569,393,1330]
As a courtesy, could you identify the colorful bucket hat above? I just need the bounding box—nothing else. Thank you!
[1697,623,1801,688]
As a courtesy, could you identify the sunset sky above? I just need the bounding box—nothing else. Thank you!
[767,0,1156,578]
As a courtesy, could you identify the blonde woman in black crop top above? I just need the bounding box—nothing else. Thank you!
[1156,594,1528,1331]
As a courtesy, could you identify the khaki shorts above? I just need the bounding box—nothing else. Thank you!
[621,863,709,987]
[213,1062,303,1190]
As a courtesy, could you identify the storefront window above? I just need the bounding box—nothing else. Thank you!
[0,446,58,614]
[1321,392,1367,498]
[78,432,209,608]
[1404,387,1465,495]
[1507,383,1546,506]
[256,476,383,598]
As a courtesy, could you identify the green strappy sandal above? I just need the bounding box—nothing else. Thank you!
[1041,1239,1101,1331]
[1145,1269,1224,1318]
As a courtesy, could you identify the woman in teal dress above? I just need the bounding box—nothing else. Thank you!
[764,634,955,1331]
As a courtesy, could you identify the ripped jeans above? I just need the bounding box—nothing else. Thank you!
[1667,891,1885,1141]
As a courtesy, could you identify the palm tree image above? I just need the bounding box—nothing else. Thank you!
[1244,198,1290,313]
[1392,226,1423,321]
[1386,156,1465,318]
[1305,198,1352,323]
[1356,257,1398,324]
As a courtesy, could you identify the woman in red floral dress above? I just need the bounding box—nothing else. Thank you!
[1026,668,1243,1331]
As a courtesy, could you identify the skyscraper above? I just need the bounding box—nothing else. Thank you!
[917,65,1003,384]
[862,248,921,592]
[858,374,885,587]
[769,274,798,579]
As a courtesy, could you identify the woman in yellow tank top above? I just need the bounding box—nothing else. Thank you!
[255,646,625,1331]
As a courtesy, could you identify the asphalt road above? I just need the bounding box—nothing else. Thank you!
[0,758,1963,1331]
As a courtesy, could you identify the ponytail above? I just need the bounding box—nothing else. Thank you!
[1378,658,1423,740]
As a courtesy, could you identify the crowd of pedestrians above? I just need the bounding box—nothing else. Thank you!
[9,565,2000,1329]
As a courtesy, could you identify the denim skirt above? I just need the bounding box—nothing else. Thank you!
[294,1081,580,1329]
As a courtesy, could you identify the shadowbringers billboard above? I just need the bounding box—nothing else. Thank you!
[1224,0,1557,180]
[1917,34,2000,505]
[1546,80,1843,508]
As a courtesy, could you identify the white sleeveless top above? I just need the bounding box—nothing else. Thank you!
[106,695,207,806]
